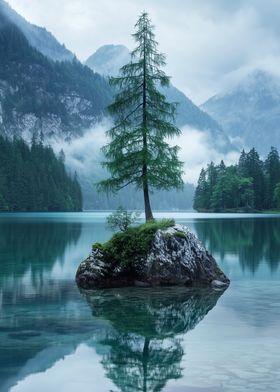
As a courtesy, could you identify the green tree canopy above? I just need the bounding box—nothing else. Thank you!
[273,182,280,209]
[265,147,280,208]
[0,135,82,212]
[98,12,184,221]
[194,147,280,212]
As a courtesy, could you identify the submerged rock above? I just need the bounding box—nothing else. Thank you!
[76,224,230,289]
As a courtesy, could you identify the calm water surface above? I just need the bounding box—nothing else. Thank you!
[0,212,279,392]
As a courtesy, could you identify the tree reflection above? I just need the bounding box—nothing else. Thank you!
[81,287,224,392]
[195,218,280,273]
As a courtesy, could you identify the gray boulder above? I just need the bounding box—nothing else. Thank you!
[76,224,230,289]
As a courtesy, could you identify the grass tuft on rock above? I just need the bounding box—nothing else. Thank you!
[93,219,175,267]
[174,231,187,239]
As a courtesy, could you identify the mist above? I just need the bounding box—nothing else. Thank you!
[175,127,240,183]
[55,121,239,187]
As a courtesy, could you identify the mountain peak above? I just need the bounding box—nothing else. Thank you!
[0,0,74,62]
[85,44,235,153]
[230,69,280,94]
[201,69,280,154]
[85,44,130,76]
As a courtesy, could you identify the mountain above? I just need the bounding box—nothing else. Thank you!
[201,70,280,155]
[0,0,74,61]
[0,2,234,210]
[0,7,112,140]
[0,4,195,210]
[85,44,235,153]
[86,44,130,77]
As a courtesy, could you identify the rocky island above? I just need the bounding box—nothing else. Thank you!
[76,220,230,290]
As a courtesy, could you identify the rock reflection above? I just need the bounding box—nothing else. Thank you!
[81,287,225,392]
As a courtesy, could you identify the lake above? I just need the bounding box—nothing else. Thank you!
[0,212,279,392]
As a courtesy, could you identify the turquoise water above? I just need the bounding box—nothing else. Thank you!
[0,212,279,392]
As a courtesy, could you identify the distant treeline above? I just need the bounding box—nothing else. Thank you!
[0,136,82,211]
[194,147,280,212]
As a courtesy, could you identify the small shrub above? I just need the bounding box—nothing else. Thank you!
[106,206,140,232]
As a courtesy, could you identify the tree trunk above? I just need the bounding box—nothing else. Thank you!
[142,26,154,222]
[142,338,150,392]
[143,168,154,221]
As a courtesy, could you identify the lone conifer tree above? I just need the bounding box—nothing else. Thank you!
[98,12,184,221]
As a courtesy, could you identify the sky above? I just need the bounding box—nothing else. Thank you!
[6,0,280,104]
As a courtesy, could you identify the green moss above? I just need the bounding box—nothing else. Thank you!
[92,242,104,250]
[164,232,173,241]
[139,218,175,232]
[174,231,186,239]
[93,219,175,267]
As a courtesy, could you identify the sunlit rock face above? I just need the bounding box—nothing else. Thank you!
[76,224,230,289]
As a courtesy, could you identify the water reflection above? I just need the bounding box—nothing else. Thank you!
[1,214,279,392]
[0,219,82,281]
[0,218,83,391]
[194,218,280,274]
[81,287,225,392]
[0,282,99,392]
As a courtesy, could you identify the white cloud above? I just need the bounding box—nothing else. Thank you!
[52,121,239,185]
[6,0,280,103]
[174,127,239,183]
[11,344,115,392]
[53,119,110,179]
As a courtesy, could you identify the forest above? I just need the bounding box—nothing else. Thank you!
[0,12,112,133]
[0,135,82,211]
[194,147,280,212]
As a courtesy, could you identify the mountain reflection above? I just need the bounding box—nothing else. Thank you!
[81,287,225,392]
[194,218,280,273]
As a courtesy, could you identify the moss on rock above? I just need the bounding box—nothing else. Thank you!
[76,221,230,290]
[93,219,175,267]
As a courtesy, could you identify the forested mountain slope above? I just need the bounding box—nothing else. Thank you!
[202,70,280,155]
[0,0,74,61]
[0,9,112,140]
[0,135,82,211]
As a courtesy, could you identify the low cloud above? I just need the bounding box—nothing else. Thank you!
[53,121,239,186]
[52,119,111,180]
[174,127,239,183]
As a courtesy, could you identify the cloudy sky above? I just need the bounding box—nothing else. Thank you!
[6,0,280,103]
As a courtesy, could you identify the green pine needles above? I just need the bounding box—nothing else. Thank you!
[98,12,184,221]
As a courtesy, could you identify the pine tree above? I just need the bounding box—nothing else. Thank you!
[238,149,248,176]
[273,182,280,209]
[0,135,82,212]
[217,160,226,176]
[246,148,265,210]
[98,12,184,221]
[265,147,280,208]
[193,168,208,211]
